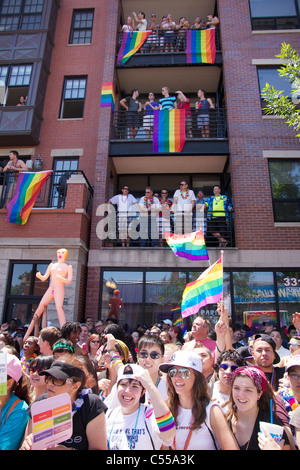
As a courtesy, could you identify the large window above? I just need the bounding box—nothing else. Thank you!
[257,67,293,111]
[0,0,44,31]
[268,159,300,222]
[249,0,300,30]
[59,76,87,119]
[0,63,32,106]
[69,9,94,44]
[49,158,79,208]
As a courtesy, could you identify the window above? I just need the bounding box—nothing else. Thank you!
[268,159,300,222]
[0,0,44,31]
[50,158,79,208]
[249,0,300,30]
[0,63,32,106]
[257,67,293,111]
[69,9,94,44]
[59,76,87,119]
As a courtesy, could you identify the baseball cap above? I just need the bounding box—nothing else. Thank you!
[39,361,85,381]
[159,350,203,374]
[254,334,280,365]
[117,363,144,383]
[7,353,23,383]
[162,319,172,326]
[286,355,300,371]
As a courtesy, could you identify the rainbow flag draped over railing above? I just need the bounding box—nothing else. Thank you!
[117,31,152,65]
[165,230,209,261]
[100,81,115,111]
[5,171,52,225]
[153,109,186,153]
[181,257,223,318]
[186,29,216,64]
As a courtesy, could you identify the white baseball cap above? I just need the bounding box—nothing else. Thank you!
[117,363,145,383]
[159,350,202,374]
[162,319,172,326]
[286,354,300,371]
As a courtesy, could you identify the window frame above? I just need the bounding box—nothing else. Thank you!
[0,0,44,31]
[249,0,300,30]
[59,76,87,119]
[69,8,94,45]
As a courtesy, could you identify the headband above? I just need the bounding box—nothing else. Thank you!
[231,366,268,393]
[52,342,74,353]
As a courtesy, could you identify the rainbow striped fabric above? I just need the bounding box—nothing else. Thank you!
[153,109,186,153]
[100,81,115,111]
[181,257,223,318]
[117,31,152,65]
[165,230,209,260]
[186,29,216,64]
[5,171,52,225]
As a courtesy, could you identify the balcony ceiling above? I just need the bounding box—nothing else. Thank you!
[112,154,228,174]
[121,0,216,23]
[117,65,221,96]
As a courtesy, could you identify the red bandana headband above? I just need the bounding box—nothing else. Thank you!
[231,366,268,393]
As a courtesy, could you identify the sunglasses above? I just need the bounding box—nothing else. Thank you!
[44,375,75,386]
[29,367,43,374]
[91,340,100,344]
[219,364,239,372]
[138,351,162,360]
[168,367,191,379]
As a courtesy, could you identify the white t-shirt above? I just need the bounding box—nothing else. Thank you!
[109,193,137,212]
[172,402,220,450]
[211,381,230,413]
[106,404,171,450]
[139,196,161,210]
[137,19,147,31]
[173,189,196,212]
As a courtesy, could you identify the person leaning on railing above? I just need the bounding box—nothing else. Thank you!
[205,185,233,247]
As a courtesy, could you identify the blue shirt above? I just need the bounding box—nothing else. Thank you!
[0,393,29,450]
[159,96,176,110]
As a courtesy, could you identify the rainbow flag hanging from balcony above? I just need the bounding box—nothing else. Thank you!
[153,109,186,153]
[117,31,152,65]
[100,81,115,111]
[165,230,209,261]
[5,170,52,225]
[186,29,216,64]
[181,257,223,318]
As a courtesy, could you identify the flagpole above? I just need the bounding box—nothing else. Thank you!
[220,249,224,305]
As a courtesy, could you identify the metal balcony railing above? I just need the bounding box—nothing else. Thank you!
[101,210,235,248]
[0,170,94,216]
[111,109,227,141]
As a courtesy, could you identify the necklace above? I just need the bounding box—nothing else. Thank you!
[233,409,258,450]
[173,415,194,450]
[143,197,153,208]
[180,190,189,200]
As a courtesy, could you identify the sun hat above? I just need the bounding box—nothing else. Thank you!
[39,360,85,381]
[159,350,203,374]
[286,355,300,371]
[7,353,23,383]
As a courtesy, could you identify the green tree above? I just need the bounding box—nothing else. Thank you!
[261,43,300,139]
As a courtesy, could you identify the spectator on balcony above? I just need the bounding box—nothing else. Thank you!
[161,14,176,52]
[190,16,206,30]
[16,95,27,106]
[121,15,135,33]
[206,185,233,247]
[108,185,140,246]
[159,86,177,110]
[195,89,215,138]
[2,150,28,205]
[206,14,220,29]
[172,180,196,235]
[146,13,160,52]
[120,90,142,139]
[143,92,159,138]
[176,90,193,137]
[158,189,173,246]
[132,11,147,31]
[175,17,189,51]
[193,188,208,236]
[139,187,161,247]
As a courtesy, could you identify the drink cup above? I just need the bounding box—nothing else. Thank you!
[259,421,284,443]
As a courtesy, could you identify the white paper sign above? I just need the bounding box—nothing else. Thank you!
[0,352,7,396]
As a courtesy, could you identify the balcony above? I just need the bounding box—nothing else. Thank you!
[0,105,42,146]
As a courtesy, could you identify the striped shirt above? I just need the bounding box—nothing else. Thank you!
[159,96,176,110]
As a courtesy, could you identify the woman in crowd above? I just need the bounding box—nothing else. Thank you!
[0,353,32,450]
[159,350,239,450]
[21,337,40,374]
[226,366,290,450]
[86,333,101,362]
[106,363,175,450]
[52,338,75,359]
[28,354,54,398]
[20,355,107,450]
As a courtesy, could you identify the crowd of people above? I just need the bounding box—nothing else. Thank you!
[108,182,233,247]
[121,12,219,53]
[1,306,300,450]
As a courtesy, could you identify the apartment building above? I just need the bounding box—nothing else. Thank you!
[0,0,299,333]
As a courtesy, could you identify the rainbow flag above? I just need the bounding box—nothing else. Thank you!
[5,171,52,225]
[165,230,209,261]
[100,81,115,111]
[171,306,181,316]
[186,29,216,64]
[181,257,223,318]
[153,109,186,153]
[117,31,152,65]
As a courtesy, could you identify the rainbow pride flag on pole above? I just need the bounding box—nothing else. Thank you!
[165,230,209,261]
[181,257,223,318]
[186,29,216,64]
[117,31,152,65]
[153,109,186,153]
[5,171,52,225]
[100,81,115,111]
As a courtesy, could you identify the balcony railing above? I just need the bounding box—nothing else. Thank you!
[0,170,94,216]
[101,210,235,248]
[117,28,221,57]
[111,109,227,141]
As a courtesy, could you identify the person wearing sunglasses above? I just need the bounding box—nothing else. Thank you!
[86,334,101,362]
[159,350,239,450]
[211,350,247,412]
[28,355,54,398]
[21,356,107,450]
